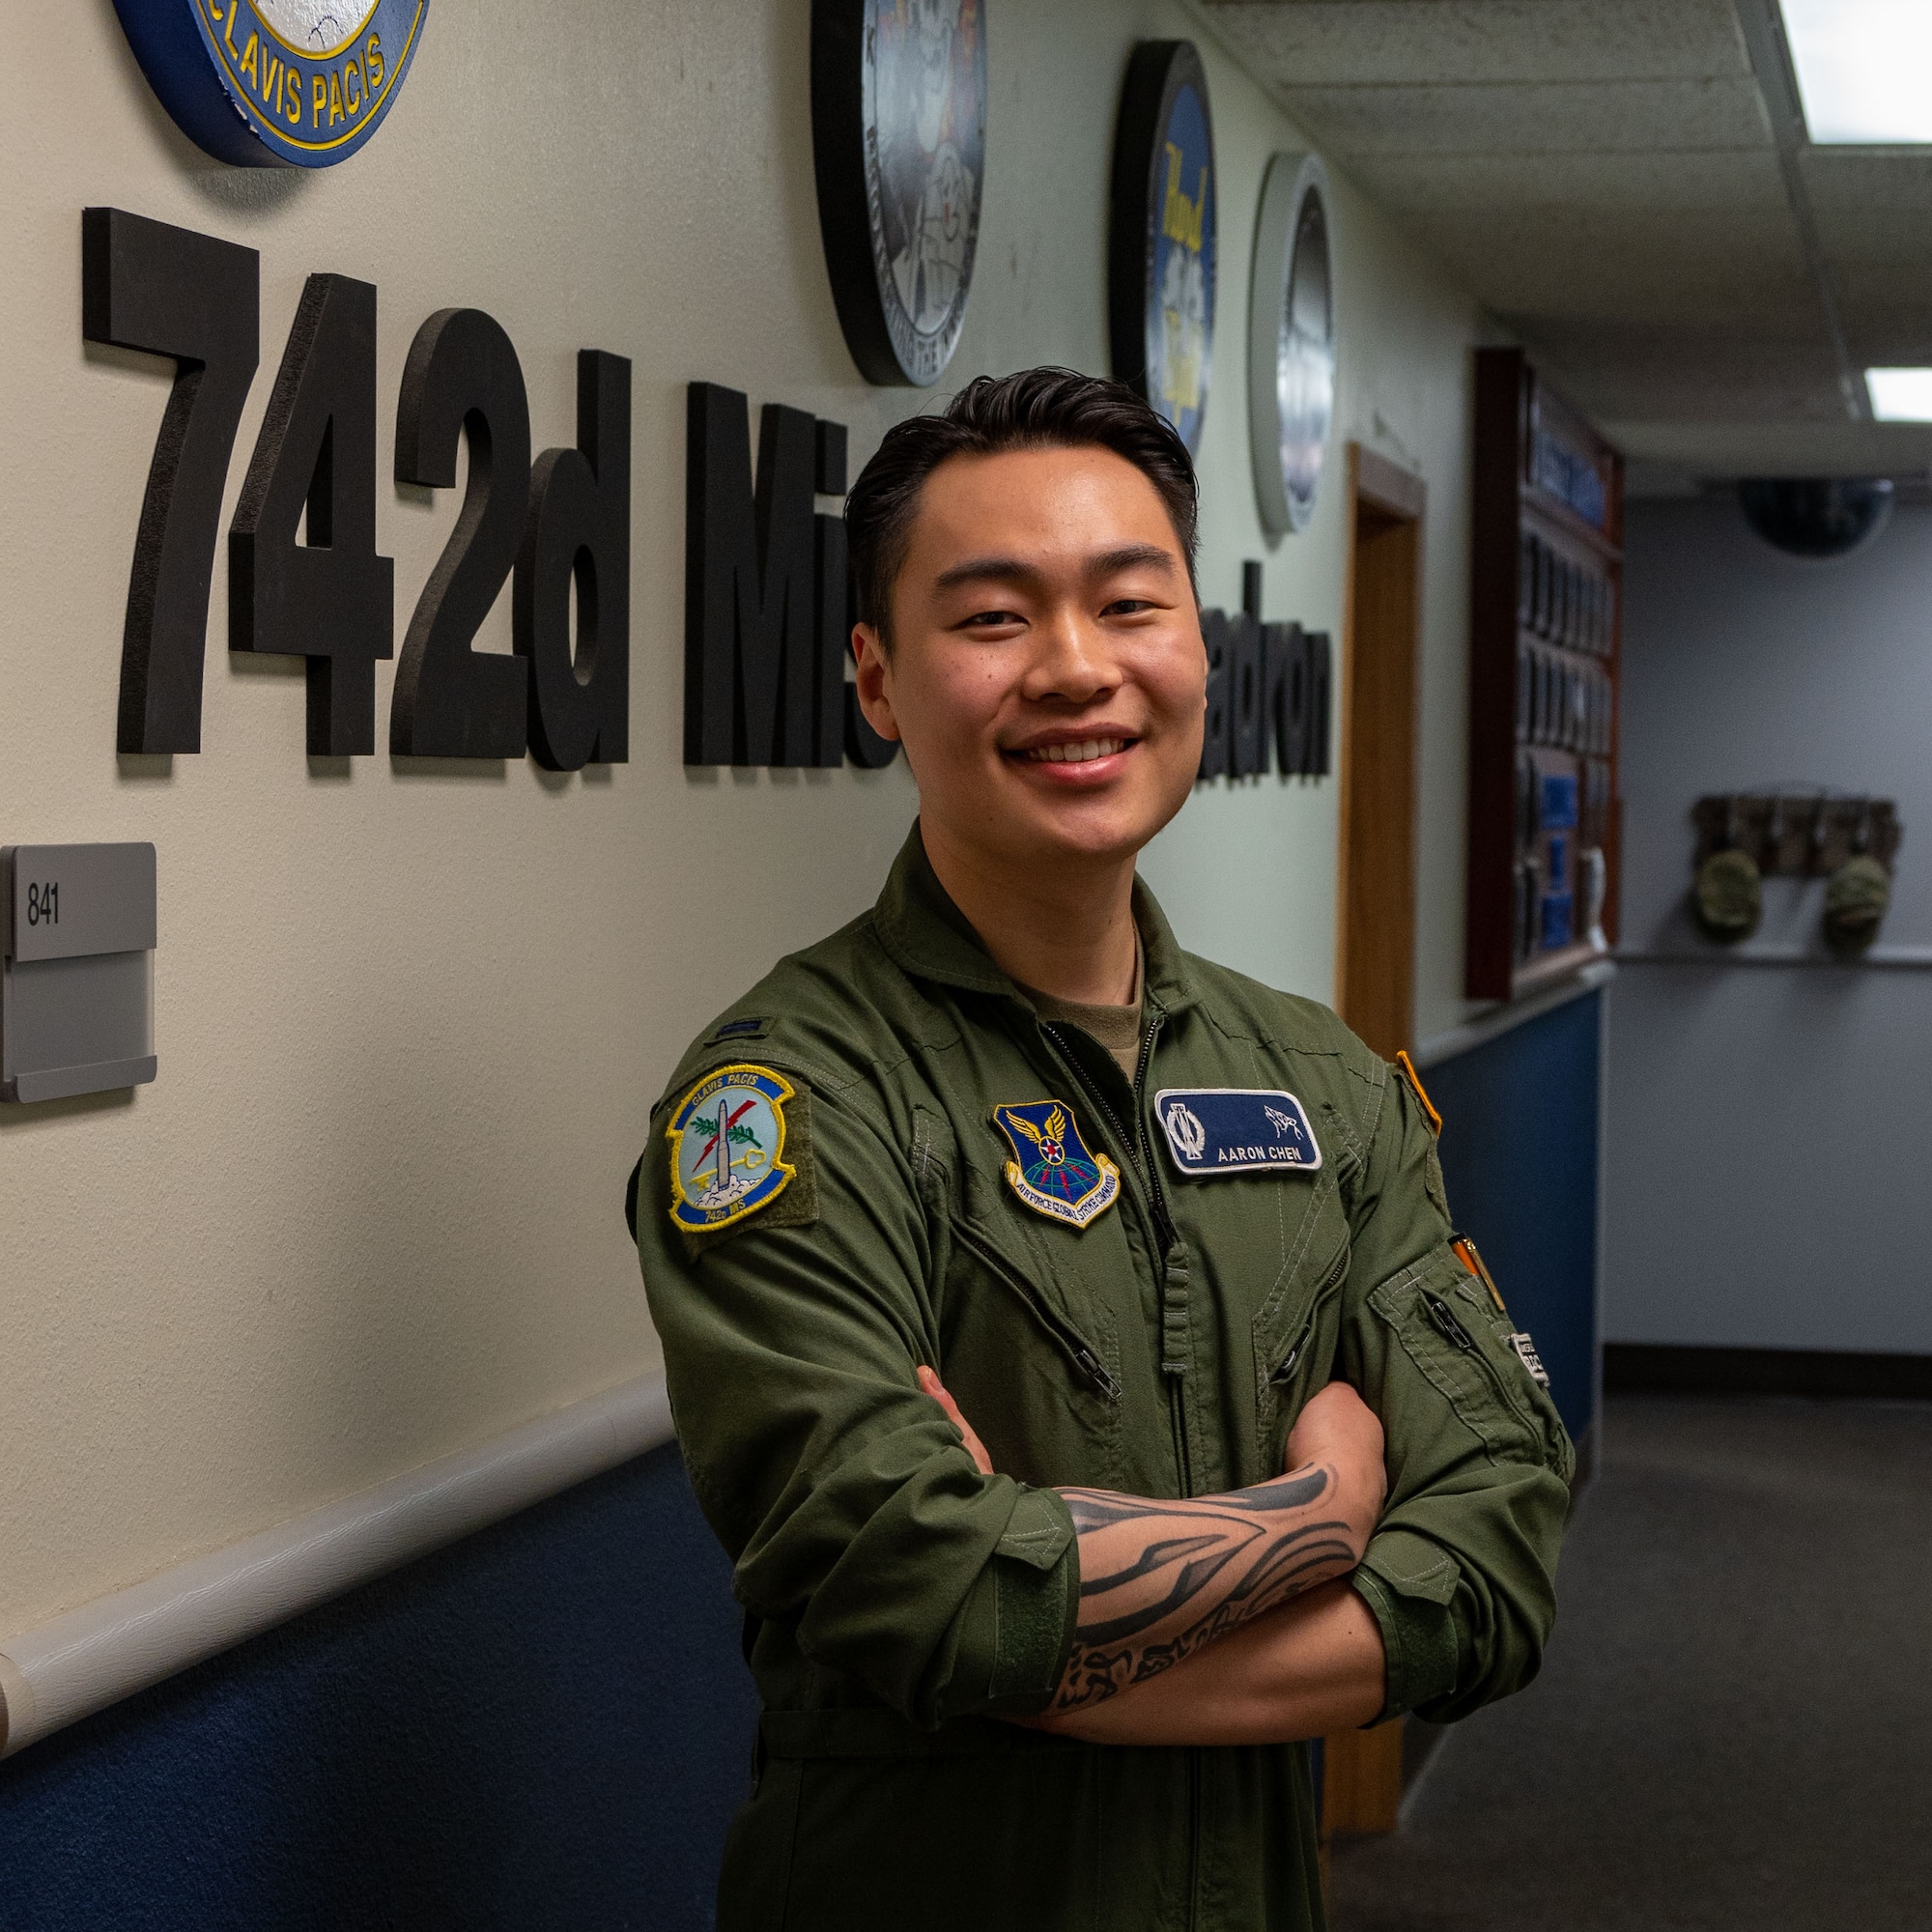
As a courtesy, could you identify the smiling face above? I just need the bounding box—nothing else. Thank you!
[853,443,1208,884]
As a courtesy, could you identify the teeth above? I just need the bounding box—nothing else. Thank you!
[1025,738,1125,763]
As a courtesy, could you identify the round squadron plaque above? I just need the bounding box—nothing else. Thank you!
[811,0,989,387]
[1109,40,1217,455]
[113,0,428,167]
[1248,153,1335,534]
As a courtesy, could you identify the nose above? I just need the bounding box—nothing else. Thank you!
[1021,602,1122,708]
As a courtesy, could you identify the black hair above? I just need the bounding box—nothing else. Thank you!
[844,367,1200,645]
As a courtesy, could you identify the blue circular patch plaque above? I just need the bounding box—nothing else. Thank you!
[113,0,428,168]
[1109,42,1217,456]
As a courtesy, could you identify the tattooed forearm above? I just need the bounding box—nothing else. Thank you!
[1050,1464,1367,1714]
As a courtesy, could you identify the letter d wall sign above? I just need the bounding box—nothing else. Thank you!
[114,0,427,168]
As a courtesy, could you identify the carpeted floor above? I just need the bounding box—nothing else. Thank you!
[1327,1394,1932,1932]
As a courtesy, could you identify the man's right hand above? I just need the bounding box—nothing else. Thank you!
[1286,1379,1387,1542]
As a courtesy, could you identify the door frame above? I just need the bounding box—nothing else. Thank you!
[1334,441,1428,1056]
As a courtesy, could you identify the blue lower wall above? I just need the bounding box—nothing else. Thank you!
[0,1442,757,1932]
[1425,989,1602,1447]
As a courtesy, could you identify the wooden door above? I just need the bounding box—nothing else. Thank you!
[1336,444,1426,1059]
[1323,444,1427,1858]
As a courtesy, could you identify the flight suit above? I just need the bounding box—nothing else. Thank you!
[633,824,1573,1932]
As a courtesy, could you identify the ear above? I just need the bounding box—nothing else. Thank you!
[852,624,903,744]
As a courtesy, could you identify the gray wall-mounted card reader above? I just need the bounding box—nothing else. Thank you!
[1,843,156,1102]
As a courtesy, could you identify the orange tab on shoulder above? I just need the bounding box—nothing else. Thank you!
[1394,1049,1442,1138]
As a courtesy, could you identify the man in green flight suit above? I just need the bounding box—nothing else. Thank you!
[633,368,1573,1930]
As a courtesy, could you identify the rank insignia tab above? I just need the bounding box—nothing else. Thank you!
[667,1064,797,1234]
[1152,1088,1323,1179]
[992,1098,1121,1230]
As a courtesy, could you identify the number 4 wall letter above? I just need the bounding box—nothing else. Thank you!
[230,273,395,756]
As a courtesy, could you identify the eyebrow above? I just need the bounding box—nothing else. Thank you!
[930,542,1180,594]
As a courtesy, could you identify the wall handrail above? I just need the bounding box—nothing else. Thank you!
[0,1372,673,1759]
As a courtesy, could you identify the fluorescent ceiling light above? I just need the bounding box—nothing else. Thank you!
[1865,368,1932,419]
[1781,0,1932,144]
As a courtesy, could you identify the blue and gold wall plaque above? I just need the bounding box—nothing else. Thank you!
[113,0,428,168]
[1109,41,1217,457]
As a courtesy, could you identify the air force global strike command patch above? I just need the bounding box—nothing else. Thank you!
[1153,1088,1322,1179]
[992,1099,1122,1230]
[668,1065,797,1234]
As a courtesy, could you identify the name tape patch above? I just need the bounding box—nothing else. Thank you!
[1152,1088,1322,1179]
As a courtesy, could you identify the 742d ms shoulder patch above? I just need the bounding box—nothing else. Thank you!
[668,1064,797,1235]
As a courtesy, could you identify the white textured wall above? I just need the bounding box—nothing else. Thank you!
[0,0,1484,1634]
[1607,497,1932,1353]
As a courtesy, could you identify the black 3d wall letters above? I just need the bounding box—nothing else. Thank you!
[83,209,633,770]
[82,208,261,755]
[230,274,394,757]
[516,352,633,771]
[686,382,894,770]
[391,308,532,760]
[1197,562,1329,782]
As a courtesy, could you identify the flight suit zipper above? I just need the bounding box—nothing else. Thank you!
[1269,1248,1352,1390]
[1042,1010,1201,1932]
[1038,1014,1194,1494]
[949,1216,1122,1400]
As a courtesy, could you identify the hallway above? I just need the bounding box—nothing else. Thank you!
[1329,1395,1932,1931]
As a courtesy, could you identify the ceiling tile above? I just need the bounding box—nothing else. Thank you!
[1399,206,1807,322]
[1514,322,1844,424]
[1603,419,1932,474]
[1202,1,1750,88]
[1797,148,1932,214]
[1277,78,1772,156]
[1344,148,1787,213]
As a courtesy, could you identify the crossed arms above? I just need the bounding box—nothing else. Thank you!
[919,1368,1390,1747]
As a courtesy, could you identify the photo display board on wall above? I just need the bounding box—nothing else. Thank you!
[810,0,988,387]
[1109,40,1216,455]
[1467,348,1624,999]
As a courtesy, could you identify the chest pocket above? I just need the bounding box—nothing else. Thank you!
[1370,1252,1575,1485]
[1249,1180,1352,1468]
[913,1106,1124,1490]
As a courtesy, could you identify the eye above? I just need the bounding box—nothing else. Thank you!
[1102,597,1158,617]
[960,608,1025,630]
